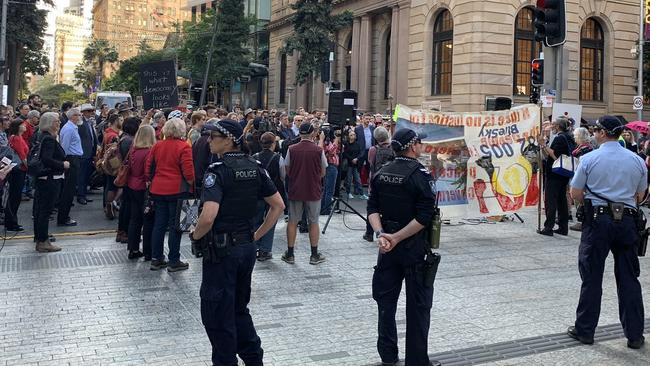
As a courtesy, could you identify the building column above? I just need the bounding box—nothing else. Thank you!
[389,6,399,100]
[358,14,372,112]
[350,17,361,92]
[395,2,410,105]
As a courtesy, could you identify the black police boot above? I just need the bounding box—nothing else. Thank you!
[628,336,645,349]
[567,326,594,345]
[430,360,442,366]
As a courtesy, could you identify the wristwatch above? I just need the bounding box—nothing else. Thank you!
[375,230,385,239]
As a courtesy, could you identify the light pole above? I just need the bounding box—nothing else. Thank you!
[638,0,645,121]
[286,85,295,115]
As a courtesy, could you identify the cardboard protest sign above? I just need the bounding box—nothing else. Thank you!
[139,60,179,110]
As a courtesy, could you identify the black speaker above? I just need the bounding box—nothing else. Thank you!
[328,90,357,128]
[494,97,512,111]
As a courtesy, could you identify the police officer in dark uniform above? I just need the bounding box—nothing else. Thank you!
[367,128,441,366]
[190,119,285,366]
[568,115,646,349]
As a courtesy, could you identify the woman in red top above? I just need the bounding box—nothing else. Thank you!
[6,120,28,231]
[125,124,156,260]
[145,118,194,272]
[102,114,122,219]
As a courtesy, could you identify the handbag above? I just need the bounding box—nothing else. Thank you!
[552,154,578,177]
[551,135,578,177]
[175,197,200,232]
[114,148,133,187]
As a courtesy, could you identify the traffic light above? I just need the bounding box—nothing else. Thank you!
[531,58,544,87]
[533,0,566,47]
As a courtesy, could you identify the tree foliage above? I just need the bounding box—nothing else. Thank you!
[73,63,97,91]
[81,39,119,88]
[36,83,84,106]
[104,48,178,94]
[283,0,352,85]
[178,4,254,88]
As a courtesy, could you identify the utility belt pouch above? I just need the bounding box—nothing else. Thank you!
[639,229,649,257]
[575,204,584,223]
[426,208,442,250]
[191,236,206,258]
[213,234,230,259]
[583,199,594,224]
[609,202,625,222]
[423,252,441,288]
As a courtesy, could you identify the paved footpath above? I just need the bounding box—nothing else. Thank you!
[0,207,649,365]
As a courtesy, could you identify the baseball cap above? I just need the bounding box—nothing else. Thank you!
[595,115,624,133]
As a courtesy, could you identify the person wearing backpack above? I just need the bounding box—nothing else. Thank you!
[252,132,283,261]
[363,127,394,242]
[32,112,69,253]
[99,114,122,219]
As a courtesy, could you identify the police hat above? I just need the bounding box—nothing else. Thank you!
[391,128,427,152]
[595,115,625,134]
[203,119,244,145]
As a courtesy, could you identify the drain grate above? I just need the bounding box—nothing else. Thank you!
[0,250,131,273]
[423,319,646,366]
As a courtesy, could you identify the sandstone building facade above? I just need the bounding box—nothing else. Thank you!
[268,0,641,120]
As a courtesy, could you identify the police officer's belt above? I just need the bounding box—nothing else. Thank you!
[214,232,254,246]
[594,206,637,217]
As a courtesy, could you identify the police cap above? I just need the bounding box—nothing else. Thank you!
[299,122,314,135]
[595,115,625,134]
[391,128,427,152]
[203,119,244,145]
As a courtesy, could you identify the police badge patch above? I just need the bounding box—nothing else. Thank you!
[204,173,216,188]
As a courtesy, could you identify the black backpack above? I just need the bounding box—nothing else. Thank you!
[27,135,48,177]
[372,144,395,173]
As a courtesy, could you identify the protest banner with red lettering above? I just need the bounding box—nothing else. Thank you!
[394,104,541,217]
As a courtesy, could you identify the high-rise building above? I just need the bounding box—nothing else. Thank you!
[91,0,191,64]
[53,10,90,89]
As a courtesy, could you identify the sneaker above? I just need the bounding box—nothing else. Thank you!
[167,261,189,272]
[150,259,168,271]
[257,251,273,262]
[281,251,295,264]
[309,253,326,265]
[358,194,369,200]
[348,193,354,199]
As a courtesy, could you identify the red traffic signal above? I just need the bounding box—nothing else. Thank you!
[531,59,544,87]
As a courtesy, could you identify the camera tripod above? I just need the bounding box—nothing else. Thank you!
[321,193,368,234]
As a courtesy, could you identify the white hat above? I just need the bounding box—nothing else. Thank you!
[80,103,94,112]
[168,110,184,120]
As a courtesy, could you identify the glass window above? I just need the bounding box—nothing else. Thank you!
[279,53,287,104]
[431,10,453,95]
[580,18,604,101]
[513,7,542,96]
[384,31,391,99]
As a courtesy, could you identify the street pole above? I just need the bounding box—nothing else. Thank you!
[639,0,645,121]
[0,0,7,105]
[199,14,219,107]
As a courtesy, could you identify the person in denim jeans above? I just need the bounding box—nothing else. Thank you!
[343,131,366,199]
[145,118,195,272]
[319,129,340,214]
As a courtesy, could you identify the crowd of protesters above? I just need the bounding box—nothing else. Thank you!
[0,94,395,271]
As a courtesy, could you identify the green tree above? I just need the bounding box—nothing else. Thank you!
[283,0,352,85]
[104,48,177,94]
[5,0,53,104]
[178,4,253,88]
[73,63,97,91]
[82,39,119,89]
[37,83,77,106]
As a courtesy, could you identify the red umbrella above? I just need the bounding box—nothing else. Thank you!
[626,121,650,134]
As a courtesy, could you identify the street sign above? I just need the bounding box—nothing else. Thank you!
[139,59,179,110]
[541,95,554,108]
[633,95,644,111]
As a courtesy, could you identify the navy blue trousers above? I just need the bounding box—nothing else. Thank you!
[372,237,433,365]
[201,242,263,366]
[575,213,644,341]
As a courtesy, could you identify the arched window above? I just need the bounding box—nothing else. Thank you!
[580,18,604,101]
[431,10,453,95]
[345,35,352,90]
[384,30,391,99]
[513,7,542,95]
[279,53,287,104]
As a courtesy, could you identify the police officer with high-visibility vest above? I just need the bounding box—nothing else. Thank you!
[190,119,285,365]
[568,115,646,349]
[367,128,441,366]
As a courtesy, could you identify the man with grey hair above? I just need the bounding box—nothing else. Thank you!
[57,108,82,227]
[77,104,98,205]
